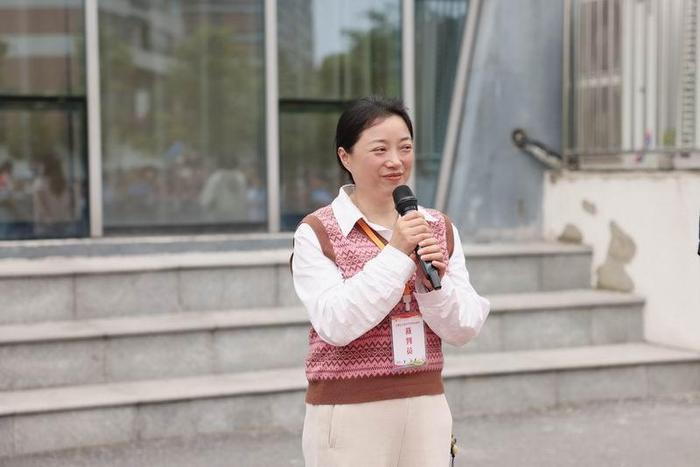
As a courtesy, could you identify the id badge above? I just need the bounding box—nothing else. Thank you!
[391,312,427,367]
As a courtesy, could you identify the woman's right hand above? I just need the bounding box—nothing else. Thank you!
[389,210,432,256]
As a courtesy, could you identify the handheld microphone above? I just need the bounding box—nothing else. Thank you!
[392,185,442,290]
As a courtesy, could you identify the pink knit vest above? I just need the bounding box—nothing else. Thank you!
[302,205,452,404]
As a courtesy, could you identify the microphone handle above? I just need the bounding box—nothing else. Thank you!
[416,246,442,290]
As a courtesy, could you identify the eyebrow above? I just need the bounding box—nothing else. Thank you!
[367,137,412,144]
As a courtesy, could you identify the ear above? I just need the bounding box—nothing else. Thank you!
[337,147,351,170]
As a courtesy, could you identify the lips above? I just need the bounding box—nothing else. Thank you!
[383,173,403,180]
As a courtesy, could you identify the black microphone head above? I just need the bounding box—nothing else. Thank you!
[393,185,417,215]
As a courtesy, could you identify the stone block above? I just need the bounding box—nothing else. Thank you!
[276,265,301,306]
[591,306,643,345]
[136,391,305,441]
[260,391,306,433]
[0,417,13,457]
[466,256,539,294]
[136,400,200,440]
[0,341,104,390]
[541,254,592,291]
[647,362,700,396]
[179,267,276,311]
[224,392,305,434]
[501,309,591,350]
[557,366,647,405]
[445,372,557,418]
[106,333,213,382]
[0,277,74,324]
[214,325,309,373]
[13,407,135,456]
[76,271,180,318]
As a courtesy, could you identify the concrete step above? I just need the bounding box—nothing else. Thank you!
[0,343,698,458]
[0,233,295,259]
[0,290,643,391]
[6,395,700,467]
[0,242,592,324]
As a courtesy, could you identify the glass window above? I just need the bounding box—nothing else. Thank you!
[278,0,401,230]
[414,0,469,205]
[0,2,89,240]
[100,0,267,232]
[0,104,89,240]
[0,1,85,96]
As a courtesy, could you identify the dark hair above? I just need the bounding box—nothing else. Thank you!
[335,96,414,183]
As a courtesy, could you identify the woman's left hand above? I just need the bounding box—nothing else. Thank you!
[412,235,447,290]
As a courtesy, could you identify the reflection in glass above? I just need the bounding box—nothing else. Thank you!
[100,1,267,232]
[0,2,84,95]
[278,0,401,229]
[415,0,469,205]
[279,110,342,230]
[0,108,88,239]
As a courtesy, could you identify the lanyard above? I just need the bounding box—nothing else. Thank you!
[356,218,413,310]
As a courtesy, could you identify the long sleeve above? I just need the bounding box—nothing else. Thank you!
[414,224,491,346]
[292,222,415,346]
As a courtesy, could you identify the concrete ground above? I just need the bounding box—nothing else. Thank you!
[7,393,700,467]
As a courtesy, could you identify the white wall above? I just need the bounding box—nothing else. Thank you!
[543,171,700,351]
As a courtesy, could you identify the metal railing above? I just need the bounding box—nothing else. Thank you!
[563,0,700,170]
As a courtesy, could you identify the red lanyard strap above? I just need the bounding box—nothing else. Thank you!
[356,218,387,248]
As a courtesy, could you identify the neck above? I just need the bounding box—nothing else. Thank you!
[351,187,397,227]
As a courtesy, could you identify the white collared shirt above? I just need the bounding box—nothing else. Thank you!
[292,185,490,347]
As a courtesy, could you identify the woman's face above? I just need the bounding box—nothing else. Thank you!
[338,115,413,198]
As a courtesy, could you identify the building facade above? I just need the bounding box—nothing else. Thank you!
[0,0,468,240]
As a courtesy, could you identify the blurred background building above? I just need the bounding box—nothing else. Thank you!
[0,0,469,237]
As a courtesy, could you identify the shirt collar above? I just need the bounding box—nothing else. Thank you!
[331,184,436,237]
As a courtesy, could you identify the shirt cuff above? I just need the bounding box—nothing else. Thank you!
[378,244,416,283]
[414,274,455,309]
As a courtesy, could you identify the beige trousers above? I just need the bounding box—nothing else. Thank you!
[302,394,453,467]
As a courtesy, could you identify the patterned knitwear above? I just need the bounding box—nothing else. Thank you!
[302,205,453,405]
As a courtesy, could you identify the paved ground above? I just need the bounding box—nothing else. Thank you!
[8,393,700,467]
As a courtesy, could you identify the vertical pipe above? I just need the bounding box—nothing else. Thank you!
[563,0,572,163]
[435,0,482,211]
[575,0,582,152]
[695,0,700,147]
[607,0,615,150]
[403,0,417,189]
[265,0,280,232]
[584,1,590,150]
[85,0,104,237]
[595,0,603,150]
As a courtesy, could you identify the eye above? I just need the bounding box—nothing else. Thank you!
[372,147,387,153]
[401,144,413,151]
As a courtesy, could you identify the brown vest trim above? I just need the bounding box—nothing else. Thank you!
[305,370,444,405]
[301,214,336,263]
[442,213,455,258]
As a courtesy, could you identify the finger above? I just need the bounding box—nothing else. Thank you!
[417,236,437,248]
[400,211,424,221]
[416,243,440,256]
[419,253,444,264]
[405,225,431,236]
[431,260,447,278]
[417,248,441,260]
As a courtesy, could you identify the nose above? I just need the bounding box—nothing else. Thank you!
[385,149,401,167]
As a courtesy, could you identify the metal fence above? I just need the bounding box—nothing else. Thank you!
[563,0,700,169]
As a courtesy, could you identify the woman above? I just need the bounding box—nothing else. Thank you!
[292,96,490,467]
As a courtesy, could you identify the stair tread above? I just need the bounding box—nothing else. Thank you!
[1,343,697,417]
[0,289,642,345]
[0,242,590,277]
